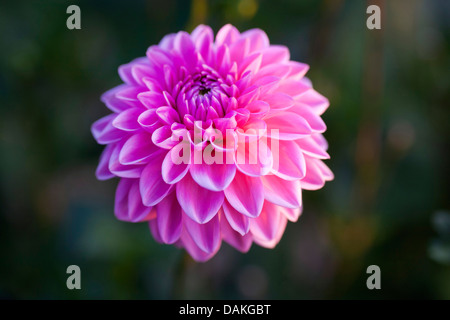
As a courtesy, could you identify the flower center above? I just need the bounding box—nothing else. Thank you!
[198,87,211,96]
[174,68,233,124]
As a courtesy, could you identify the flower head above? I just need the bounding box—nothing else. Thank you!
[91,24,333,261]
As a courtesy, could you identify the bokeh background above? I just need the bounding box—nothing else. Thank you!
[0,0,449,299]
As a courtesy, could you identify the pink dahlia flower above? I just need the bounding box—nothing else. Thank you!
[91,24,333,262]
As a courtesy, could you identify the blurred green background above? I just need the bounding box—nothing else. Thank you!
[0,0,449,299]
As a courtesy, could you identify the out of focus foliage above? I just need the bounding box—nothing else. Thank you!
[0,0,449,299]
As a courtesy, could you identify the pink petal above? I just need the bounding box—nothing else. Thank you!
[139,153,173,206]
[282,206,303,223]
[238,85,260,107]
[290,102,327,133]
[114,178,133,221]
[276,79,310,99]
[146,46,174,68]
[261,175,302,209]
[250,201,288,248]
[101,85,130,113]
[215,24,240,47]
[158,33,176,50]
[215,44,231,75]
[119,132,161,165]
[206,106,219,120]
[191,25,214,64]
[174,31,198,72]
[112,108,144,132]
[296,136,330,159]
[234,138,273,177]
[260,45,290,67]
[220,213,253,253]
[118,63,138,86]
[311,133,329,150]
[271,139,306,180]
[223,200,250,236]
[149,218,163,243]
[118,58,152,86]
[127,181,154,222]
[91,114,124,145]
[233,108,251,127]
[156,106,180,124]
[297,88,330,116]
[264,111,312,140]
[115,179,153,222]
[285,61,309,80]
[255,64,291,80]
[95,144,115,180]
[300,156,329,190]
[229,37,250,64]
[137,91,166,109]
[262,92,294,112]
[163,91,176,108]
[238,118,267,139]
[155,192,182,244]
[238,53,262,77]
[132,63,159,86]
[241,28,269,52]
[161,146,190,184]
[224,170,264,218]
[109,143,145,178]
[190,151,236,191]
[184,214,221,254]
[245,100,270,117]
[152,125,178,149]
[137,109,161,133]
[316,159,334,180]
[180,229,220,262]
[115,85,147,108]
[176,172,224,223]
[248,76,279,97]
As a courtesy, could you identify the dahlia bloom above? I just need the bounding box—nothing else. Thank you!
[91,24,333,262]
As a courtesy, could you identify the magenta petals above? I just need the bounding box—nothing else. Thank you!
[264,111,312,140]
[139,153,173,206]
[112,108,143,131]
[224,170,264,218]
[91,114,123,145]
[92,24,332,262]
[223,200,250,235]
[95,144,115,180]
[115,178,153,223]
[220,215,253,253]
[250,201,288,248]
[176,172,224,224]
[179,229,220,262]
[261,174,302,209]
[161,147,190,184]
[184,214,221,254]
[190,160,236,191]
[119,132,161,165]
[272,139,306,180]
[109,143,145,178]
[297,135,330,159]
[155,192,182,244]
[215,24,240,47]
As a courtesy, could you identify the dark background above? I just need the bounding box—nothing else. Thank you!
[0,0,449,299]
